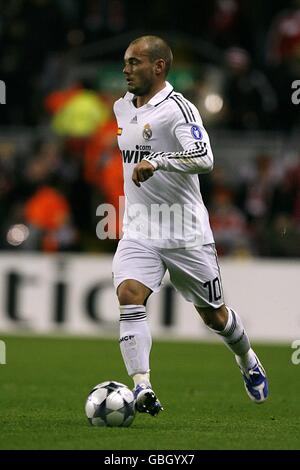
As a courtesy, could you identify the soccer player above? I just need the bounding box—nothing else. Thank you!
[113,35,268,416]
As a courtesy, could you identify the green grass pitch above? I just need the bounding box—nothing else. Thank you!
[0,335,299,450]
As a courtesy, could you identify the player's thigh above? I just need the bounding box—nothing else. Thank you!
[161,243,224,308]
[112,239,166,295]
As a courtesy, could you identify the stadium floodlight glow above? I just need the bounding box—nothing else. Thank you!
[204,94,223,114]
[7,224,30,246]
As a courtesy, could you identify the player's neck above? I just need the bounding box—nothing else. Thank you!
[135,81,166,108]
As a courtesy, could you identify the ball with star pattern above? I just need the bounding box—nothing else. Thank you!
[85,381,136,427]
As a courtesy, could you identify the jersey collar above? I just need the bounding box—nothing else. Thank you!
[124,81,174,107]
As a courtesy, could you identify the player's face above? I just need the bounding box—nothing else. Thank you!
[123,43,156,96]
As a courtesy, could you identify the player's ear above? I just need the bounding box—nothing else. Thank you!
[154,59,165,75]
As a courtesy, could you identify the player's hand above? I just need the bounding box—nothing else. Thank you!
[132,160,155,187]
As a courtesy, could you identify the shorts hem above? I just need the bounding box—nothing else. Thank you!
[193,300,225,309]
[113,276,161,294]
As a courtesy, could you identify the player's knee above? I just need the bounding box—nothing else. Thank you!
[117,282,145,305]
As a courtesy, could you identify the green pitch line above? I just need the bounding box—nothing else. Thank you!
[0,335,298,450]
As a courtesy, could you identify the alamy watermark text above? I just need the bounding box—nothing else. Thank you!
[291,80,300,105]
[0,80,6,104]
[0,340,6,364]
[291,339,300,365]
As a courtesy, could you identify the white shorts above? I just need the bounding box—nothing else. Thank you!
[112,239,224,308]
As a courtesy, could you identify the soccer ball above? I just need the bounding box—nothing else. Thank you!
[85,381,136,427]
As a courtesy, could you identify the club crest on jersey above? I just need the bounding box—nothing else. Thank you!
[191,125,202,140]
[143,123,152,140]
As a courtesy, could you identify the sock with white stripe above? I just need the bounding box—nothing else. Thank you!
[209,307,257,370]
[119,305,152,381]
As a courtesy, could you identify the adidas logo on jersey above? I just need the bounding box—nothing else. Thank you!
[130,115,138,124]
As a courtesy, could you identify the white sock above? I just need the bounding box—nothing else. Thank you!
[210,307,257,370]
[119,304,152,379]
[132,372,151,387]
[235,348,257,371]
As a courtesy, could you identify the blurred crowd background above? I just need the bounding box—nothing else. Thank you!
[0,0,300,257]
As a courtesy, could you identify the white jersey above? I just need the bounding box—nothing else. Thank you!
[113,81,215,248]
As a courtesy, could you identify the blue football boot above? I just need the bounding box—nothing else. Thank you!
[133,383,163,416]
[237,355,269,403]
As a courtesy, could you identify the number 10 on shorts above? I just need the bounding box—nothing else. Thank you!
[203,277,222,303]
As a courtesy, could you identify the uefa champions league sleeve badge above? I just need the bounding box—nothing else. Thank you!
[191,125,202,140]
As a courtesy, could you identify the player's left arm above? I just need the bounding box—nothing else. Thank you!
[132,102,214,186]
[143,120,214,175]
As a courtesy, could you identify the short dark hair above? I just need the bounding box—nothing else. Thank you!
[130,35,173,77]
